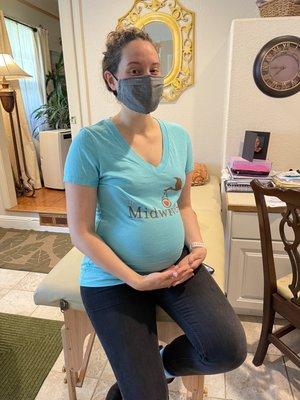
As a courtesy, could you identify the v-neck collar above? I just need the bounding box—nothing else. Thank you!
[105,117,169,173]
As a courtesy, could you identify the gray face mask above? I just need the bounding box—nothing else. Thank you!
[112,74,164,114]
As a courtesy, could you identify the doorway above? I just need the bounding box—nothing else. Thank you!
[0,0,70,219]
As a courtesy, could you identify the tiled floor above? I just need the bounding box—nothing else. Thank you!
[0,268,299,400]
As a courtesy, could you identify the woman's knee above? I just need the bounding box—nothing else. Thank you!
[214,311,247,370]
[199,340,246,374]
[192,322,247,373]
[208,325,247,372]
[220,339,247,371]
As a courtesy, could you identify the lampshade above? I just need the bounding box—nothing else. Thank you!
[0,53,32,80]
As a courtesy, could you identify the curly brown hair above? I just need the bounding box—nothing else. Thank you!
[102,27,157,95]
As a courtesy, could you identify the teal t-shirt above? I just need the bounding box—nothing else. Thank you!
[63,118,194,287]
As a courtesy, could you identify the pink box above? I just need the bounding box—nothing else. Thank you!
[229,156,272,175]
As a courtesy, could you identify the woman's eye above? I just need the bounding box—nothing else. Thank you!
[129,68,160,75]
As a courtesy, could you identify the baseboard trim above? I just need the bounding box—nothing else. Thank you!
[0,214,70,233]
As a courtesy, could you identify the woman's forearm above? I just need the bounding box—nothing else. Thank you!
[71,231,140,287]
[179,206,204,248]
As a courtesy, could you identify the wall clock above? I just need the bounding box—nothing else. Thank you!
[253,35,300,98]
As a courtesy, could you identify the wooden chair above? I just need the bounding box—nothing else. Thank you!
[250,179,300,368]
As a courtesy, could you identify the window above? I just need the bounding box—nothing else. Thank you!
[5,18,44,136]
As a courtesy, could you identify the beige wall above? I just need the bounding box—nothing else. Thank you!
[223,17,300,171]
[59,0,259,176]
[0,0,61,51]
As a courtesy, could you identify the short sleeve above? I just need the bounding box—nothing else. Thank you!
[63,128,100,187]
[185,133,194,174]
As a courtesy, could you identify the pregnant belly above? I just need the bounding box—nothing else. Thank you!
[97,213,185,273]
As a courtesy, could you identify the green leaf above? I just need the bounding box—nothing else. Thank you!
[31,51,70,130]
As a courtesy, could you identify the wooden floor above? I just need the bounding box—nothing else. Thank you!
[7,187,66,214]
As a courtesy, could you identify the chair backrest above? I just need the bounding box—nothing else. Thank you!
[250,179,300,305]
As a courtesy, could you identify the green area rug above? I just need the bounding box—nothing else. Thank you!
[0,312,63,400]
[0,227,73,273]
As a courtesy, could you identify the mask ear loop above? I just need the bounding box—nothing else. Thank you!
[109,71,118,96]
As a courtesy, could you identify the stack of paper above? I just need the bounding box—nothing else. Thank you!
[222,167,274,192]
[272,171,300,188]
[265,196,286,208]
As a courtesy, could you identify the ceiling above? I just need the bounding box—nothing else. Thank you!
[22,0,59,18]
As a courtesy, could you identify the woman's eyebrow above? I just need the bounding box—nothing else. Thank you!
[127,61,142,66]
[126,61,161,66]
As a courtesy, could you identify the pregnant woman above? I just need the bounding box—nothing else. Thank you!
[64,27,247,400]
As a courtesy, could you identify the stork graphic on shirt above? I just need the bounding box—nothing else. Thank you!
[161,177,182,208]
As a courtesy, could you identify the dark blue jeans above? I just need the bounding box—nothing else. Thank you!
[80,248,247,400]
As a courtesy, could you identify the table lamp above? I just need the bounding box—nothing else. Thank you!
[0,53,35,197]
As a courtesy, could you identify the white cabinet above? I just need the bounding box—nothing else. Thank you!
[40,130,72,189]
[224,194,292,315]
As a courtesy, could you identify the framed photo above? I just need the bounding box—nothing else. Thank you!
[242,130,270,161]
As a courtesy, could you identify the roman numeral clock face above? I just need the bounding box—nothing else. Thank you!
[253,35,300,98]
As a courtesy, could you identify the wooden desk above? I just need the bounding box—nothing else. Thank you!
[226,192,286,213]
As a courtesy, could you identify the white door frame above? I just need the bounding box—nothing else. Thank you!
[0,0,89,213]
[58,0,92,132]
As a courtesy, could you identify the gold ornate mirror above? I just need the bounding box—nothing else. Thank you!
[117,0,195,102]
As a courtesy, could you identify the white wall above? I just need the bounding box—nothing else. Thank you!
[223,17,300,171]
[0,0,61,51]
[60,0,259,176]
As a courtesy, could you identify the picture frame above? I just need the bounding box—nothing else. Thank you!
[242,130,270,162]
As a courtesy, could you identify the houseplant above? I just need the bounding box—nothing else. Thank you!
[31,51,70,139]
